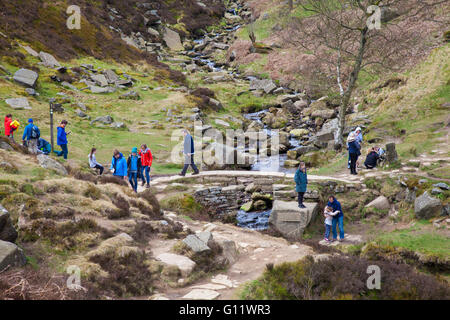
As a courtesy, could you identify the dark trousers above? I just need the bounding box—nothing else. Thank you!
[94,164,104,175]
[297,192,305,205]
[56,144,68,159]
[324,224,331,240]
[181,155,199,175]
[349,153,358,174]
[129,171,138,192]
[141,165,151,185]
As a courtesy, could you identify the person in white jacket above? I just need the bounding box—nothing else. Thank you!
[88,148,104,175]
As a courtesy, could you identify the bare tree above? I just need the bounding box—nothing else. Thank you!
[280,0,448,149]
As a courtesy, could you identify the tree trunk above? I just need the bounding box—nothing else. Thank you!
[335,27,368,149]
[288,0,293,11]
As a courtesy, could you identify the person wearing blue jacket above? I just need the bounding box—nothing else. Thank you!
[22,118,40,154]
[328,196,344,241]
[294,162,308,208]
[127,147,141,193]
[347,127,363,169]
[110,149,127,180]
[55,120,69,159]
[347,132,361,175]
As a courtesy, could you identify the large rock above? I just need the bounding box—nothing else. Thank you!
[91,74,109,87]
[311,109,335,119]
[269,201,319,240]
[290,129,309,138]
[91,115,114,125]
[219,240,238,265]
[37,154,68,175]
[249,79,277,94]
[183,234,210,253]
[365,196,390,211]
[0,205,18,243]
[103,70,119,83]
[156,253,196,276]
[39,51,61,68]
[0,240,26,270]
[13,69,39,88]
[414,191,443,219]
[315,118,338,142]
[5,97,31,110]
[162,27,183,51]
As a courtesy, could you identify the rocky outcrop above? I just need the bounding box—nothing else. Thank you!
[39,51,61,68]
[415,192,443,219]
[0,205,18,243]
[269,201,319,240]
[13,68,39,88]
[365,196,390,211]
[0,240,27,270]
[162,27,183,51]
[5,97,31,110]
[37,154,68,175]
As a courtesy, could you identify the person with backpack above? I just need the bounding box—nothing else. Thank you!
[4,114,18,142]
[127,147,141,193]
[139,144,153,189]
[347,132,361,175]
[88,148,104,175]
[22,118,40,154]
[110,149,127,180]
[38,138,51,155]
[55,120,69,159]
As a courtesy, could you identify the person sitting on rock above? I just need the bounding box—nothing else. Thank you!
[89,148,104,175]
[323,206,340,242]
[364,147,380,169]
[294,162,308,209]
[127,147,141,193]
[38,138,51,155]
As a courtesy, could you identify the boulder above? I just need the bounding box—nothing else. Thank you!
[315,118,338,142]
[13,68,39,88]
[269,201,319,240]
[89,85,115,94]
[162,27,183,51]
[253,200,267,210]
[147,27,160,37]
[36,154,68,175]
[240,201,253,212]
[433,183,449,190]
[219,240,238,265]
[0,205,18,243]
[311,109,335,119]
[365,196,390,211]
[91,115,114,125]
[91,74,109,87]
[249,79,277,94]
[183,234,210,253]
[103,69,119,83]
[157,253,196,277]
[0,240,26,270]
[119,91,140,100]
[5,97,31,110]
[196,231,214,248]
[284,159,300,167]
[415,191,443,219]
[290,129,309,138]
[39,51,61,68]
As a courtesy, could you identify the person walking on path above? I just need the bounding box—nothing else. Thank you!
[180,129,199,176]
[294,162,308,209]
[127,147,141,193]
[110,149,127,180]
[55,120,69,159]
[347,127,363,169]
[22,118,40,154]
[89,148,104,175]
[347,132,361,175]
[4,114,17,142]
[139,144,153,188]
[327,196,344,241]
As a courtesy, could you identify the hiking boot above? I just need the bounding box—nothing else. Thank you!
[146,184,150,189]
[141,181,145,187]
[179,173,186,177]
[192,171,200,175]
[298,204,306,209]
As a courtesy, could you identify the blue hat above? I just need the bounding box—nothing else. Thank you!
[132,147,138,154]
[28,118,33,123]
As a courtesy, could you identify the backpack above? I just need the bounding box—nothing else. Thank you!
[10,120,20,131]
[31,125,40,139]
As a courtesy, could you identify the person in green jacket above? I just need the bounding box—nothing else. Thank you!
[294,162,308,209]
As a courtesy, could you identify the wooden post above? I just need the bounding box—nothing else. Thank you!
[49,98,55,153]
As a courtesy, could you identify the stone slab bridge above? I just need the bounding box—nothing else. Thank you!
[147,171,362,240]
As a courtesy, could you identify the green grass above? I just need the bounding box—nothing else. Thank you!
[375,222,450,258]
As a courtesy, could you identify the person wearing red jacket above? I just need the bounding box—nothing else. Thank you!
[139,144,153,188]
[4,114,14,141]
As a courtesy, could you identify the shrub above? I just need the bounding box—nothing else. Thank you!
[107,194,130,219]
[240,255,450,300]
[84,184,102,200]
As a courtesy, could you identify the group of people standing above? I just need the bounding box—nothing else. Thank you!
[89,145,153,192]
[347,127,385,175]
[3,114,70,158]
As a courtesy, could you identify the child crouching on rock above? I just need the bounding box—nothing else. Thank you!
[324,206,340,242]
